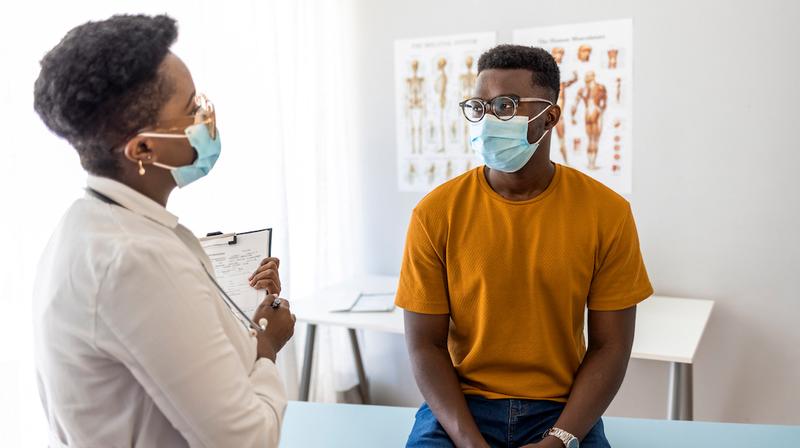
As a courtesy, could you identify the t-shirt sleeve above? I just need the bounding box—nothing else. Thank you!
[587,204,654,311]
[394,209,450,314]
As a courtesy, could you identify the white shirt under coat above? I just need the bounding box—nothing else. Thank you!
[33,175,287,447]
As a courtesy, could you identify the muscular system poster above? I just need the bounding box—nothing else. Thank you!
[514,19,634,194]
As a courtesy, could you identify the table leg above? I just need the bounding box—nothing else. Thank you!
[667,362,693,421]
[348,328,371,404]
[298,323,317,402]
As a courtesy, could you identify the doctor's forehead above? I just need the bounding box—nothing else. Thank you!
[474,68,546,99]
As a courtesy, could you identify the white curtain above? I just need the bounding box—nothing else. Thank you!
[0,1,362,445]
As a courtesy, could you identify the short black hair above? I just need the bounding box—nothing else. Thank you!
[34,14,178,176]
[477,44,560,102]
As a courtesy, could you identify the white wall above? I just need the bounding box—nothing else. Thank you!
[352,0,800,424]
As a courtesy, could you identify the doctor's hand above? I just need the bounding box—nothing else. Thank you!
[249,257,281,295]
[253,294,295,362]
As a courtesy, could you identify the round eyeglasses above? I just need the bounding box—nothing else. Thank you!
[459,95,552,123]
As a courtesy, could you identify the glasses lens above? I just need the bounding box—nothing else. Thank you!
[195,94,217,139]
[462,99,485,122]
[492,96,517,120]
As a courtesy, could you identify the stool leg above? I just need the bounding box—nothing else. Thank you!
[348,328,371,404]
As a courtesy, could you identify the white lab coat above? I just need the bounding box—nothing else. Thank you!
[33,175,287,447]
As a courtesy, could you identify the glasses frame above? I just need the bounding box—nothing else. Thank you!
[459,95,552,123]
[138,93,217,140]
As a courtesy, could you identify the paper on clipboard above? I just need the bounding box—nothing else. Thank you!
[199,229,272,317]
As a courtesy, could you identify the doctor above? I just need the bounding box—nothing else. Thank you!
[32,14,294,447]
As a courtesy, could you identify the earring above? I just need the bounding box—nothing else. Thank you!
[138,160,146,176]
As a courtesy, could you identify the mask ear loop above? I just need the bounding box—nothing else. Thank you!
[151,161,180,171]
[135,131,191,171]
[534,127,551,145]
[526,103,554,144]
[526,102,553,124]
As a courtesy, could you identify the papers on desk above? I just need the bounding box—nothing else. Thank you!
[326,282,396,313]
[329,293,396,313]
[350,294,396,312]
[199,229,271,318]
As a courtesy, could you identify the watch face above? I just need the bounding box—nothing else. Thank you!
[567,438,579,448]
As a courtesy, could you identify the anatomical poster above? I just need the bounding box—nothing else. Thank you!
[395,32,496,192]
[514,19,633,194]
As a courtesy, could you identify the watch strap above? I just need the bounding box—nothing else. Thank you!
[545,427,578,447]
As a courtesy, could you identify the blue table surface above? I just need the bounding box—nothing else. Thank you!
[280,401,800,448]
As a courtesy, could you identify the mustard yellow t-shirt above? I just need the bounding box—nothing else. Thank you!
[395,164,653,402]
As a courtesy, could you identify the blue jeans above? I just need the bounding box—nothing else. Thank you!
[407,396,611,448]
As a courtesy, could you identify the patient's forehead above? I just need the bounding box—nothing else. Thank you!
[474,68,548,99]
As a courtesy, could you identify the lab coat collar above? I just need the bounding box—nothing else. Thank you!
[86,175,180,229]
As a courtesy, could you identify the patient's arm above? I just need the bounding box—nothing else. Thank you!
[404,310,489,448]
[524,306,636,447]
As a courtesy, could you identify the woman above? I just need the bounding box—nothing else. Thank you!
[32,14,295,447]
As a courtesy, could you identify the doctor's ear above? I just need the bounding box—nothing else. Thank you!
[123,136,155,163]
[123,136,158,176]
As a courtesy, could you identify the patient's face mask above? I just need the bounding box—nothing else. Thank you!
[467,101,552,173]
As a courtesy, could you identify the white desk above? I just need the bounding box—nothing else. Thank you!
[292,276,714,421]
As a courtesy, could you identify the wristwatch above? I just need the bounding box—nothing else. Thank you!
[544,427,579,448]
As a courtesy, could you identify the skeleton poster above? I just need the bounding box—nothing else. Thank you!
[394,32,496,192]
[514,19,633,194]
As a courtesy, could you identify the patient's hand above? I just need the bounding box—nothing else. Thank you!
[521,436,562,448]
[249,257,281,295]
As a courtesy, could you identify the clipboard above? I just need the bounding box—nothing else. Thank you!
[200,228,272,253]
[199,228,272,318]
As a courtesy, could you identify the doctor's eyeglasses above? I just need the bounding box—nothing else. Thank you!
[138,93,217,139]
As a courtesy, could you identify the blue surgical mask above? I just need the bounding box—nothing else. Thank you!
[469,105,551,173]
[151,123,222,188]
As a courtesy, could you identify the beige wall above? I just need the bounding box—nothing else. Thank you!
[351,0,800,424]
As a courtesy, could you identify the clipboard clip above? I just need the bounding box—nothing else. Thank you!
[202,231,238,246]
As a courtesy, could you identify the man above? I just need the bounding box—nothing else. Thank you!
[396,45,652,448]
